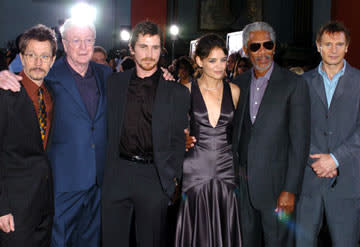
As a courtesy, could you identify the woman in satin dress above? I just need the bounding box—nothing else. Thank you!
[175,34,242,247]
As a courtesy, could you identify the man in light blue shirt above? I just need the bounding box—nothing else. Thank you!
[296,21,360,247]
[317,60,346,168]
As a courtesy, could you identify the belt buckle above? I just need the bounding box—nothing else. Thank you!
[132,155,152,164]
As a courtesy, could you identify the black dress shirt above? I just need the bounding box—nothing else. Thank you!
[119,69,160,158]
[65,58,99,119]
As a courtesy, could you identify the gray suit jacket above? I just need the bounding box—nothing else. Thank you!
[300,63,360,198]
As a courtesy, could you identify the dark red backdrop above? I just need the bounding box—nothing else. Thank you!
[332,0,360,68]
[131,0,167,44]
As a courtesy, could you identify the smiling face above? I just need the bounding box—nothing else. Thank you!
[317,31,348,68]
[196,47,227,81]
[63,25,95,67]
[130,34,161,77]
[244,30,275,77]
[20,39,55,86]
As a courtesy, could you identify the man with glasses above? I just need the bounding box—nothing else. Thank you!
[232,21,310,246]
[0,24,56,247]
[0,18,112,247]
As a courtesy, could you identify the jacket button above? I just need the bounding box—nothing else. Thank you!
[91,127,95,131]
[324,132,328,136]
[91,144,95,149]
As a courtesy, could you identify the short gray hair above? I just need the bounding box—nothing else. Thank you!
[242,22,276,48]
[60,18,96,40]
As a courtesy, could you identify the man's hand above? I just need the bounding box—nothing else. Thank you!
[184,129,196,151]
[0,214,15,233]
[310,153,337,178]
[275,191,295,217]
[0,70,22,92]
[160,67,175,81]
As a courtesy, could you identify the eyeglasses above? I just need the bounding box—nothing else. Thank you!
[249,41,274,52]
[65,38,95,48]
[24,53,52,63]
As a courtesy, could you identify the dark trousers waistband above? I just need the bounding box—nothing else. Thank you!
[119,154,154,164]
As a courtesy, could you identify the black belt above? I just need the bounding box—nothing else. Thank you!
[120,154,154,164]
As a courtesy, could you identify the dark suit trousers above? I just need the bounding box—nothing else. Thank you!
[296,191,360,247]
[102,159,169,247]
[0,212,52,247]
[239,168,295,247]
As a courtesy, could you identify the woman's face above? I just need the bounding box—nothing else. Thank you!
[196,47,227,81]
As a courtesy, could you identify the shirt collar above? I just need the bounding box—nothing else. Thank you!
[251,62,274,81]
[64,57,93,79]
[318,59,346,80]
[132,68,160,81]
[20,70,44,97]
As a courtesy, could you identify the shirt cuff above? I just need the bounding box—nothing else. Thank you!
[330,153,339,168]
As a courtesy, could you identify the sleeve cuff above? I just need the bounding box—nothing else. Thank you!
[330,153,339,168]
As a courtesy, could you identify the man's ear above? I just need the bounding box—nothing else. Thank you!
[50,55,56,68]
[19,53,25,66]
[243,45,249,57]
[129,44,134,55]
[316,41,321,53]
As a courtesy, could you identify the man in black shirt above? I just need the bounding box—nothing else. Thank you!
[102,21,190,247]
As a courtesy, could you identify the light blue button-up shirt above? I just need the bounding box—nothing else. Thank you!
[318,60,346,108]
[317,60,347,167]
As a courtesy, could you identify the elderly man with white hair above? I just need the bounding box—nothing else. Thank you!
[0,18,112,247]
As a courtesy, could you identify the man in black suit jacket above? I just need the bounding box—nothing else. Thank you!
[0,24,57,247]
[102,21,190,247]
[232,22,310,246]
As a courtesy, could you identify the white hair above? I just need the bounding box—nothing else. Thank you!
[60,18,96,40]
[242,22,276,48]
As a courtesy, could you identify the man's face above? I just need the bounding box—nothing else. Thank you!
[92,51,107,65]
[130,34,161,74]
[316,31,348,67]
[244,30,275,75]
[63,26,95,66]
[20,39,55,85]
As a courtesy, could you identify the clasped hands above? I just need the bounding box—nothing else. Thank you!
[310,153,338,178]
[0,214,14,233]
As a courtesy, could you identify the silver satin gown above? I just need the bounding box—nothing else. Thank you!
[175,80,242,247]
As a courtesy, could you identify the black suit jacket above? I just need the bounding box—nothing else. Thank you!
[106,69,190,198]
[232,64,310,209]
[0,81,54,224]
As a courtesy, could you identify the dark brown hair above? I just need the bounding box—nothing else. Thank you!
[130,21,163,49]
[316,21,350,44]
[195,33,228,60]
[19,24,57,56]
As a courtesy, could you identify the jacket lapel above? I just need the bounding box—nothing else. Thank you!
[44,79,55,151]
[233,72,251,150]
[19,84,44,149]
[309,71,328,108]
[116,70,132,142]
[54,58,89,118]
[252,65,281,128]
[92,63,105,121]
[152,77,169,151]
[329,65,349,110]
